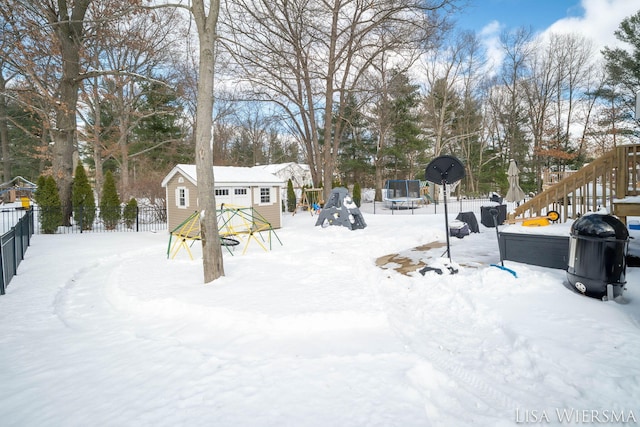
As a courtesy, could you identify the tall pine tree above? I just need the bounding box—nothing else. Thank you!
[602,10,640,138]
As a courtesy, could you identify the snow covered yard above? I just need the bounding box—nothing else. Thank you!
[1,207,639,426]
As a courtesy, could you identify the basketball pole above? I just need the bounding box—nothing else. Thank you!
[442,179,452,261]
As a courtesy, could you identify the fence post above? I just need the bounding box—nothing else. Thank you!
[0,233,5,296]
[136,206,139,232]
[28,207,34,238]
[15,223,23,263]
[11,227,17,276]
[0,239,4,296]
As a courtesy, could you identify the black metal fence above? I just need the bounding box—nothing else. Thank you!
[0,205,167,235]
[0,208,34,295]
[366,197,517,216]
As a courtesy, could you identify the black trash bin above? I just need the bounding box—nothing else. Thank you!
[567,213,629,299]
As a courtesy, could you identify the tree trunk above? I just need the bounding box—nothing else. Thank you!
[0,75,10,184]
[374,131,387,202]
[118,117,131,199]
[49,0,92,226]
[193,0,224,283]
[91,77,104,202]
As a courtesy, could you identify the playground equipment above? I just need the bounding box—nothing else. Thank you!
[217,204,282,255]
[293,188,323,215]
[167,206,282,259]
[315,187,366,230]
[167,211,202,260]
[507,210,560,227]
[383,179,423,209]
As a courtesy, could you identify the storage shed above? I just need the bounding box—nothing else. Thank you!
[161,164,285,233]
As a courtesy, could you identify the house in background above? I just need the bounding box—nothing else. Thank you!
[161,164,285,233]
[253,163,313,189]
[253,163,313,208]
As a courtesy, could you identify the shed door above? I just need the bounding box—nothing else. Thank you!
[216,187,252,233]
[215,187,251,208]
[231,187,251,207]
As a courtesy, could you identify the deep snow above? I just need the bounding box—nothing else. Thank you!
[1,202,639,427]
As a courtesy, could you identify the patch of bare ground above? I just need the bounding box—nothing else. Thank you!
[375,241,447,276]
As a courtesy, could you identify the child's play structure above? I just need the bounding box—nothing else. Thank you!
[293,188,324,215]
[217,204,282,254]
[167,205,282,259]
[315,187,367,230]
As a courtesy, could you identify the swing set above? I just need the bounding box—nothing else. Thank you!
[167,205,282,259]
[293,188,323,215]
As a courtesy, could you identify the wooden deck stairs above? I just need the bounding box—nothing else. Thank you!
[511,144,640,225]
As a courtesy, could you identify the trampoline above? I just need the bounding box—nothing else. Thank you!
[383,180,423,209]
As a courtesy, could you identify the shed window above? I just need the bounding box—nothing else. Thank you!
[215,189,229,196]
[260,187,271,203]
[176,186,189,208]
[235,188,247,195]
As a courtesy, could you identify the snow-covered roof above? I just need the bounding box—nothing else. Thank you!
[254,163,296,174]
[253,163,313,187]
[0,176,37,188]
[161,164,285,188]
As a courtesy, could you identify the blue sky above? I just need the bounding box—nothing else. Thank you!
[454,0,584,33]
[450,0,638,67]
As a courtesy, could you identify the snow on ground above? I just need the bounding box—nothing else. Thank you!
[1,202,639,427]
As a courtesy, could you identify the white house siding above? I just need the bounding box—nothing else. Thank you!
[253,163,312,210]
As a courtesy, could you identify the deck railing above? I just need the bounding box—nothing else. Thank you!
[512,144,640,223]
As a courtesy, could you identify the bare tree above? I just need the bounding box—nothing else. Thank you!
[366,52,407,201]
[2,0,150,223]
[550,34,594,157]
[0,15,19,184]
[80,5,186,199]
[521,37,559,190]
[223,0,453,201]
[186,0,225,282]
[521,33,597,189]
[499,27,534,165]
[451,33,486,194]
[420,32,472,158]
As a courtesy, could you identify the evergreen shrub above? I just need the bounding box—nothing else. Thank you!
[287,179,296,212]
[123,198,138,229]
[72,164,96,230]
[100,171,121,230]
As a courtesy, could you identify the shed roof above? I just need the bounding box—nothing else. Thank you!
[161,164,285,188]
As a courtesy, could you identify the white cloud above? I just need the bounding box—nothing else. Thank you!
[475,1,637,76]
[543,0,638,52]
[478,20,505,77]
